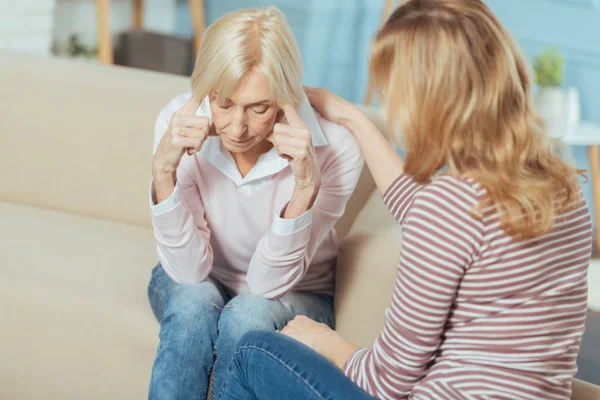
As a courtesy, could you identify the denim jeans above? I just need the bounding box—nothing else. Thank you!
[216,330,377,400]
[147,264,334,400]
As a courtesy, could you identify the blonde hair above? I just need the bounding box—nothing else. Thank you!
[191,6,303,109]
[370,0,583,239]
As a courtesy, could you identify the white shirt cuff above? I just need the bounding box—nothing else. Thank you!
[149,180,182,216]
[271,204,313,236]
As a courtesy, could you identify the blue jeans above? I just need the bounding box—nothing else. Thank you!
[147,265,334,400]
[216,330,377,400]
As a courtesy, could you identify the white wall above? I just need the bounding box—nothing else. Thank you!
[53,0,176,54]
[0,0,176,57]
[0,0,57,56]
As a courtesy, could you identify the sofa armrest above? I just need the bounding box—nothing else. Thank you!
[335,224,402,348]
[571,378,600,400]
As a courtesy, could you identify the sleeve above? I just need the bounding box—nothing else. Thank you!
[246,125,364,299]
[149,94,214,285]
[343,179,483,399]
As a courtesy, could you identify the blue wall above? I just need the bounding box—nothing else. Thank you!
[175,0,384,103]
[486,0,600,228]
[175,0,599,225]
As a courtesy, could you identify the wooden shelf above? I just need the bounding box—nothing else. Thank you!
[96,0,205,65]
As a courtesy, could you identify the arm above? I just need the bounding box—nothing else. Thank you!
[342,176,483,398]
[304,86,404,195]
[150,95,214,284]
[247,124,364,299]
[342,112,405,196]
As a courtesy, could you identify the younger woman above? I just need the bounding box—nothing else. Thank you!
[218,1,592,399]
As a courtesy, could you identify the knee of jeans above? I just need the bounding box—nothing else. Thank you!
[165,282,224,326]
[218,294,282,340]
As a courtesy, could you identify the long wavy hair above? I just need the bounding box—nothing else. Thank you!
[370,0,583,239]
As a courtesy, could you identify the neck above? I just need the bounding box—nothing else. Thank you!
[231,140,273,178]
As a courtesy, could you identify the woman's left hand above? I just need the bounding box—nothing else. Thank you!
[281,316,360,369]
[280,315,334,354]
[269,105,321,190]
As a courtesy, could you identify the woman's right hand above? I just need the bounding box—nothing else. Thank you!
[304,86,362,128]
[152,94,212,181]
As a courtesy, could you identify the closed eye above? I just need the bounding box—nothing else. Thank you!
[252,106,270,114]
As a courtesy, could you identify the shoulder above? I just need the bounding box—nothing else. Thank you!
[409,175,485,240]
[315,112,363,167]
[415,175,483,210]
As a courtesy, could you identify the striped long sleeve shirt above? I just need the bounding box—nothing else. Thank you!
[344,174,592,400]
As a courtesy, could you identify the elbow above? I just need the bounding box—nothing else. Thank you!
[158,252,213,286]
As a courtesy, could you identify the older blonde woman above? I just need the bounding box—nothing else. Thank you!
[147,6,363,400]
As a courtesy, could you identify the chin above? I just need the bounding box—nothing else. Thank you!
[221,139,257,154]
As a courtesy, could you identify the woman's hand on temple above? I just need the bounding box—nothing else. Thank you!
[269,105,321,190]
[268,105,321,218]
[304,86,361,128]
[152,94,214,180]
[152,94,215,204]
[281,316,359,369]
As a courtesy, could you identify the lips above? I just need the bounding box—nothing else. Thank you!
[226,136,252,145]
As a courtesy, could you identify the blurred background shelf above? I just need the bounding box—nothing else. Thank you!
[95,0,205,65]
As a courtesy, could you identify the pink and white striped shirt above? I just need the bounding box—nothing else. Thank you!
[345,174,592,400]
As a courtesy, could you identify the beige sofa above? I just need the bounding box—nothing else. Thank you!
[0,51,597,400]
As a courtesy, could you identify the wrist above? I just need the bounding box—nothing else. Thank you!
[318,330,358,369]
[283,183,319,220]
[152,165,176,183]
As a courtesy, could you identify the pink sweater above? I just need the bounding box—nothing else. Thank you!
[150,93,363,299]
[345,174,591,399]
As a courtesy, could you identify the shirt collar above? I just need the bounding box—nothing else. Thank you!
[196,92,328,187]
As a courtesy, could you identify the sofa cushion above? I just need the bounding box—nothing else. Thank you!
[0,202,159,399]
[0,52,189,228]
[335,191,401,348]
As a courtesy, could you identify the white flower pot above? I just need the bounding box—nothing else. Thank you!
[535,87,567,138]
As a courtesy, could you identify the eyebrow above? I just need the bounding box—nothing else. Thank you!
[223,98,271,107]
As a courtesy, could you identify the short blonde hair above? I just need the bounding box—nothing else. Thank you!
[191,6,303,109]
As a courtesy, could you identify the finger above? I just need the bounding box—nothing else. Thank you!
[273,124,311,140]
[178,126,208,139]
[282,104,304,127]
[304,87,326,110]
[276,146,305,161]
[273,134,307,149]
[172,135,202,150]
[179,93,202,117]
[179,116,209,129]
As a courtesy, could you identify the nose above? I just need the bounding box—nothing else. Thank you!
[230,108,247,139]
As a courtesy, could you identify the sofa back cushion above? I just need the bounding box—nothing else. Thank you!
[335,190,401,347]
[0,51,188,227]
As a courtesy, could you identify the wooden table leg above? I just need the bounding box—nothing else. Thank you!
[97,0,114,64]
[589,145,600,251]
[133,0,144,30]
[189,0,206,54]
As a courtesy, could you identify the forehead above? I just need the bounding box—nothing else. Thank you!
[228,70,273,104]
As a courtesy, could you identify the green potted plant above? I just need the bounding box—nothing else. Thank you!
[67,34,98,61]
[533,48,579,137]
